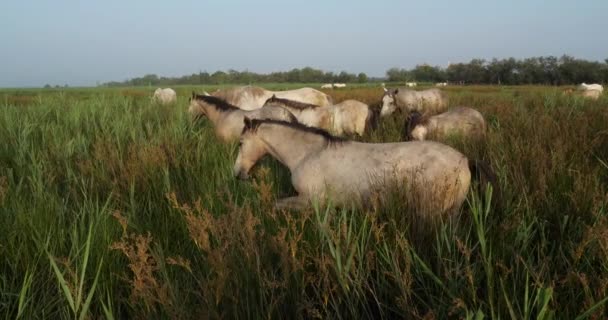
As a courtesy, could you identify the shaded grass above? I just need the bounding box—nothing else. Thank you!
[0,85,607,318]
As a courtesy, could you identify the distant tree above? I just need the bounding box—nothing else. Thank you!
[357,72,368,83]
[43,84,52,89]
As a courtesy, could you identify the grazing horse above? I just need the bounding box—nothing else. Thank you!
[406,82,417,87]
[403,107,486,141]
[579,83,604,92]
[233,119,497,215]
[380,88,448,117]
[435,82,448,87]
[264,95,377,136]
[333,83,346,88]
[209,86,333,110]
[153,88,177,104]
[321,84,334,89]
[188,93,297,143]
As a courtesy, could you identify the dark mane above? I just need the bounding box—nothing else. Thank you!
[265,95,319,110]
[193,94,239,111]
[244,119,345,144]
[403,111,427,140]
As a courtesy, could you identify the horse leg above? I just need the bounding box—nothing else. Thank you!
[275,196,309,210]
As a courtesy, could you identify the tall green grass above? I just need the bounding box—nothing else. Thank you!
[0,86,607,318]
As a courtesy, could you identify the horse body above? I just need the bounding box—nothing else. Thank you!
[406,107,486,141]
[264,96,374,136]
[234,119,473,215]
[580,83,604,92]
[211,86,333,110]
[188,94,296,142]
[406,82,417,87]
[380,88,447,117]
[153,88,177,104]
[321,84,333,89]
[333,83,346,88]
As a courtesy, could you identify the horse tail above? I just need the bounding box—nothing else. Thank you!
[468,159,502,212]
[364,107,379,132]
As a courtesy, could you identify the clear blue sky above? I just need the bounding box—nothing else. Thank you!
[1,0,607,87]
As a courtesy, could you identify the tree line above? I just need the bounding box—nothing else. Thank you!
[387,55,608,85]
[102,55,607,87]
[103,67,368,87]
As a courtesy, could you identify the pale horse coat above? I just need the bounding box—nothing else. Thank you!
[153,88,177,104]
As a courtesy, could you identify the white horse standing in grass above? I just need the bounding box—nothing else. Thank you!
[321,84,334,89]
[380,88,448,117]
[264,95,377,136]
[403,107,486,141]
[579,83,604,92]
[188,93,297,143]
[406,82,417,87]
[578,83,603,100]
[209,85,333,110]
[333,83,346,88]
[153,88,177,104]
[233,119,497,215]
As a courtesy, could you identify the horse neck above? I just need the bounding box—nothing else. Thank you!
[257,125,328,171]
[200,102,229,124]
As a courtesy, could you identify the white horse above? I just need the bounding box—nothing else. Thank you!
[435,82,448,87]
[210,86,333,110]
[579,83,604,92]
[264,95,377,136]
[233,119,497,215]
[321,84,334,89]
[333,83,346,88]
[406,82,417,87]
[404,107,486,141]
[153,88,177,104]
[188,93,297,142]
[380,88,448,117]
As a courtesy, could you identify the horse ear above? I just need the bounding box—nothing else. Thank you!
[394,89,399,95]
[243,117,252,129]
[383,87,388,93]
[203,91,210,96]
[191,91,196,98]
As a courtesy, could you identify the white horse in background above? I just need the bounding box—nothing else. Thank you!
[188,93,297,142]
[153,88,177,104]
[380,88,448,117]
[321,84,334,89]
[403,107,486,141]
[435,82,448,87]
[264,95,377,136]
[579,83,604,92]
[209,86,333,110]
[406,82,417,87]
[333,83,346,88]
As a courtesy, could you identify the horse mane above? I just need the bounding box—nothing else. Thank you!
[265,95,320,110]
[244,119,345,144]
[403,111,428,140]
[193,94,239,111]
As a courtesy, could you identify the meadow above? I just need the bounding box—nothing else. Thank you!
[1,84,607,319]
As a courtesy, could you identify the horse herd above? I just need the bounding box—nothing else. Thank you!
[174,84,501,221]
[150,82,604,218]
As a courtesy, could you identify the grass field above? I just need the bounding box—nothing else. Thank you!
[1,84,607,319]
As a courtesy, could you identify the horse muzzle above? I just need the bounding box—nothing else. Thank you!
[233,169,250,180]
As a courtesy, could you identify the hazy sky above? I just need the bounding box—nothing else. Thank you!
[2,0,607,87]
